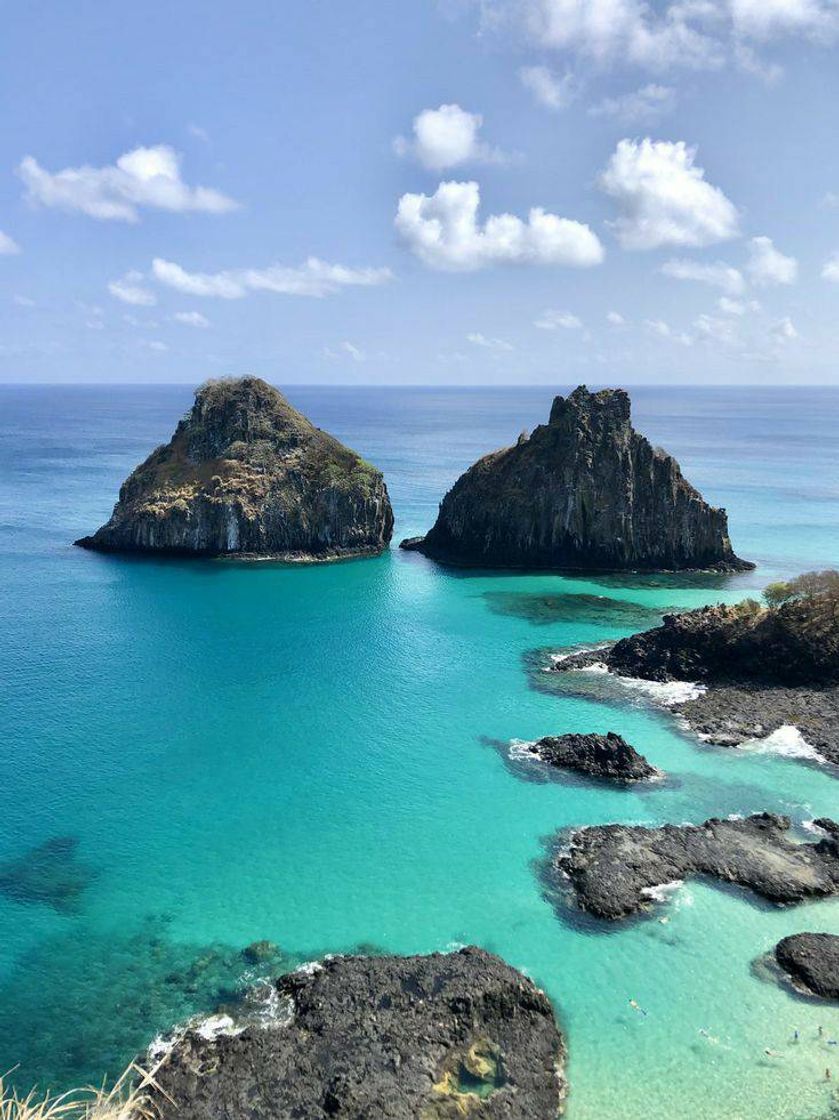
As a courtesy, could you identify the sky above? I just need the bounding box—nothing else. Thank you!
[2,0,839,385]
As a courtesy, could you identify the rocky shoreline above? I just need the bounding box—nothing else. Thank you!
[553,813,839,922]
[517,732,661,783]
[149,947,566,1120]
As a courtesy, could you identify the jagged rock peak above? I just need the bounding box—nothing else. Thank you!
[76,376,394,561]
[401,384,752,573]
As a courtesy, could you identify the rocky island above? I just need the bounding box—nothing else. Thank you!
[518,732,661,783]
[150,947,566,1120]
[401,386,751,572]
[774,931,839,1000]
[553,812,839,921]
[554,573,839,767]
[76,377,394,560]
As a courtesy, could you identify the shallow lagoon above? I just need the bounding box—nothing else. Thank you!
[1,384,838,1118]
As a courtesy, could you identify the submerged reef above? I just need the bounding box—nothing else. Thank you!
[151,947,565,1120]
[0,836,96,912]
[76,377,393,561]
[402,386,751,572]
[552,812,839,922]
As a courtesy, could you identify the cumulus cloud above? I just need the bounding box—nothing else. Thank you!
[771,315,800,340]
[599,138,739,250]
[173,310,210,328]
[607,310,627,325]
[18,145,238,222]
[729,0,839,41]
[644,317,692,344]
[589,83,677,124]
[152,256,392,298]
[746,235,798,285]
[661,258,744,294]
[822,251,839,280]
[393,104,504,170]
[467,331,514,350]
[519,65,576,109]
[395,180,604,271]
[108,270,157,306]
[0,230,21,255]
[694,311,738,345]
[534,309,583,329]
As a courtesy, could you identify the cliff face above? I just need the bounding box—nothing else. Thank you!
[76,377,394,560]
[151,947,566,1120]
[402,386,750,572]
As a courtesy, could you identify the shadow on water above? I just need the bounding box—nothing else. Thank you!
[481,591,668,630]
[0,913,395,1093]
[0,837,97,913]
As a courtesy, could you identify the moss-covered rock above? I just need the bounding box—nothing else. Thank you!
[76,377,393,560]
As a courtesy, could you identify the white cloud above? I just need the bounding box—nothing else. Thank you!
[18,145,238,223]
[324,341,367,362]
[729,0,839,41]
[173,310,210,328]
[393,104,503,170]
[746,235,798,286]
[589,83,677,123]
[694,311,738,345]
[599,138,739,250]
[152,256,392,299]
[718,296,745,314]
[644,317,692,344]
[108,270,157,306]
[607,310,627,325]
[822,251,839,281]
[0,230,21,255]
[534,309,583,329]
[140,339,169,352]
[519,65,576,109]
[661,257,744,294]
[466,331,514,350]
[395,180,604,271]
[771,315,799,340]
[13,294,35,307]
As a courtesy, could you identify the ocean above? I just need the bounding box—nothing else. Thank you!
[1,383,838,1120]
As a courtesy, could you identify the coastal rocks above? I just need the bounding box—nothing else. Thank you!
[152,947,566,1120]
[76,377,394,560]
[775,933,839,1000]
[520,732,660,783]
[401,386,751,572]
[554,601,839,767]
[554,813,839,921]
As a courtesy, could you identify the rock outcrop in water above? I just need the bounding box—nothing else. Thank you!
[151,947,566,1120]
[521,732,660,783]
[401,386,751,572]
[775,932,839,1000]
[554,813,839,921]
[76,377,394,560]
[554,600,839,767]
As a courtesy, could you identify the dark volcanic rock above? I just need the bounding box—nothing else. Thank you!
[775,933,839,1000]
[554,813,839,921]
[152,947,566,1120]
[76,377,394,560]
[523,732,660,782]
[554,601,839,767]
[401,385,750,572]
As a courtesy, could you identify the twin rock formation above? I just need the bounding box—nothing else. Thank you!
[77,378,749,572]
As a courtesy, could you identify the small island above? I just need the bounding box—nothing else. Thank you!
[76,377,394,561]
[554,571,839,767]
[553,812,839,922]
[519,732,661,783]
[774,932,839,1000]
[150,947,566,1120]
[402,386,752,572]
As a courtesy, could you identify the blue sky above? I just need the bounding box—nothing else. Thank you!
[2,0,839,384]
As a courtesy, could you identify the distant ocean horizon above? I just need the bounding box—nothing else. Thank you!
[1,383,838,1120]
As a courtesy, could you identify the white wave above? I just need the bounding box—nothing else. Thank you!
[195,1013,244,1041]
[295,959,324,976]
[509,738,538,760]
[738,725,823,761]
[641,879,684,903]
[610,674,705,706]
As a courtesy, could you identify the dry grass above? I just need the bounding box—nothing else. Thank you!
[0,1061,170,1120]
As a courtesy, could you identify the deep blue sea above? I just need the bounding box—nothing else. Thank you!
[1,384,838,1120]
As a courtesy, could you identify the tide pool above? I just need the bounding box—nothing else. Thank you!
[1,385,838,1119]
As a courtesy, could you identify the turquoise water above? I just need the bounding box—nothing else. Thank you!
[1,385,838,1119]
